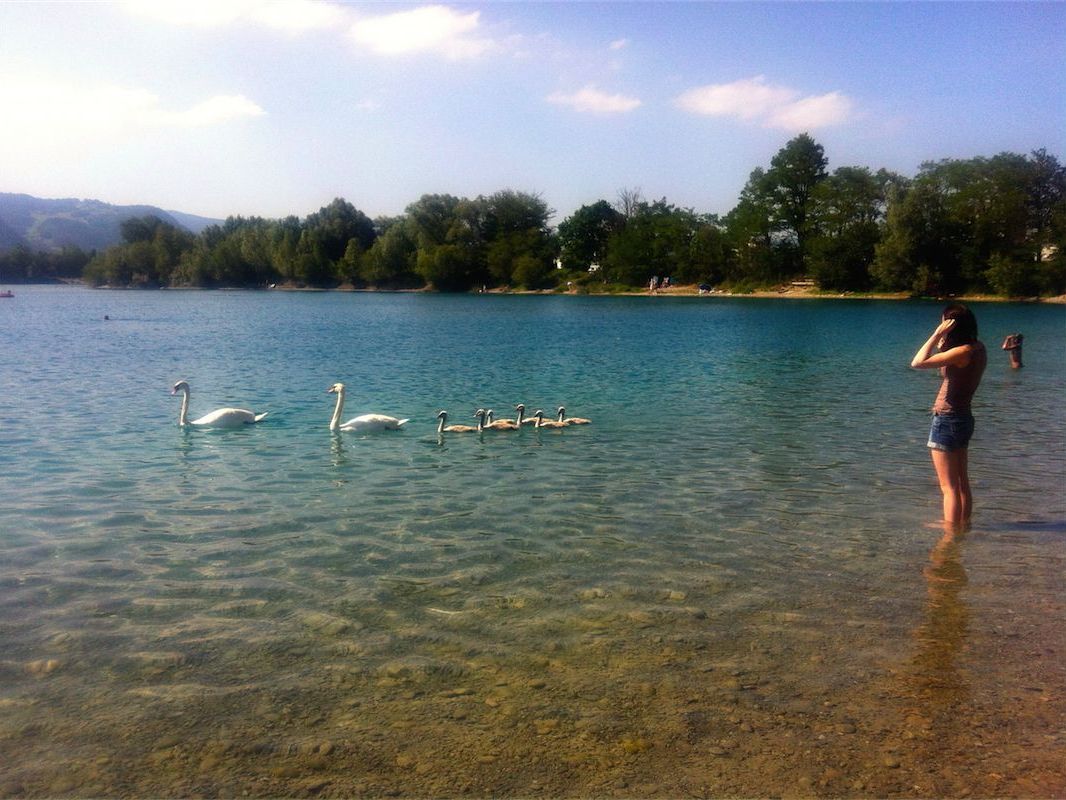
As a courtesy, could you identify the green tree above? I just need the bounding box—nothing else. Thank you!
[872,177,959,294]
[602,199,704,286]
[557,200,624,270]
[85,217,193,286]
[762,133,828,274]
[361,223,419,287]
[807,167,896,290]
[685,218,732,286]
[303,198,376,263]
[416,244,478,291]
[477,190,554,286]
[724,168,778,285]
[406,194,462,249]
[294,229,333,286]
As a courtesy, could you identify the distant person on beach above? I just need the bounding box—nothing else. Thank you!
[1001,333,1024,368]
[910,304,987,528]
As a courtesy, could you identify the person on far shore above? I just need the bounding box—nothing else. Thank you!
[1001,333,1024,368]
[910,304,987,530]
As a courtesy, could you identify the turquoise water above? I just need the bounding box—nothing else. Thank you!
[1,286,1064,797]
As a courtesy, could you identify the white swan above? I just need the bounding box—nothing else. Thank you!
[557,406,591,425]
[514,404,538,426]
[436,410,478,433]
[172,380,268,428]
[533,409,567,429]
[483,408,519,431]
[328,383,409,432]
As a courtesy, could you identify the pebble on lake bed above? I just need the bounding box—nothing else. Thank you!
[578,588,608,600]
[26,659,61,676]
[620,737,652,754]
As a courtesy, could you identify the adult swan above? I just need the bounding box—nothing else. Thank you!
[172,380,268,428]
[327,383,409,432]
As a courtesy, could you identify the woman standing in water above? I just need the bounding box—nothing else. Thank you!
[911,304,987,528]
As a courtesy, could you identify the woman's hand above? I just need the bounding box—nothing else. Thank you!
[913,318,960,369]
[933,318,955,347]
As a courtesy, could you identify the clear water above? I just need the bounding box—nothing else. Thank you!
[1,287,1063,797]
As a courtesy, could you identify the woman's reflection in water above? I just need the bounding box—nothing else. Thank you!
[916,525,969,690]
[907,523,972,787]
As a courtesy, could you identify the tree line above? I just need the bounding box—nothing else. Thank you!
[0,245,93,283]
[6,135,1064,297]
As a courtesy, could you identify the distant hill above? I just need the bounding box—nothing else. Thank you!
[0,193,223,253]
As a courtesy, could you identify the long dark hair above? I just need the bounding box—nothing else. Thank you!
[941,303,978,349]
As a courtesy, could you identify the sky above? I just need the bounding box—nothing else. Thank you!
[1,1,1063,224]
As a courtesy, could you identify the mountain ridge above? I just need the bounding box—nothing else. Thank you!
[0,192,223,253]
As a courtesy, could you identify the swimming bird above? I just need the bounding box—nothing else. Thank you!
[172,380,268,428]
[473,408,489,432]
[437,410,478,433]
[484,408,519,430]
[514,404,538,426]
[327,383,409,432]
[533,409,567,429]
[557,406,591,425]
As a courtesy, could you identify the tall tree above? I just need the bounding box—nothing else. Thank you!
[724,167,778,284]
[361,223,419,287]
[557,200,624,270]
[303,198,376,263]
[481,190,554,286]
[762,133,828,274]
[807,167,895,290]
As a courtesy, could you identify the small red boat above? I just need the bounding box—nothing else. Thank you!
[0,290,14,298]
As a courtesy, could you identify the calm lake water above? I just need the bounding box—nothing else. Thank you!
[1,286,1063,798]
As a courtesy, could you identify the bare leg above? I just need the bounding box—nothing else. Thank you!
[956,448,972,523]
[931,449,970,526]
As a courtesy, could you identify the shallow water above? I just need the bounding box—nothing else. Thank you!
[0,287,1063,797]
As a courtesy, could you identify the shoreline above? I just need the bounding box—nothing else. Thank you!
[25,278,1066,303]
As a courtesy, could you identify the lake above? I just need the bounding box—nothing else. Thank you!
[1,286,1063,797]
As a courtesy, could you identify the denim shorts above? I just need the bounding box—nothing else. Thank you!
[927,412,975,452]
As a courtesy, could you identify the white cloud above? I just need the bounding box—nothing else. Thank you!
[0,75,263,151]
[609,38,629,51]
[164,95,267,126]
[767,92,853,131]
[675,76,854,130]
[350,5,496,59]
[122,0,346,33]
[547,86,641,114]
[675,76,795,120]
[248,0,347,33]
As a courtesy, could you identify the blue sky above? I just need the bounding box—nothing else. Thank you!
[1,1,1063,223]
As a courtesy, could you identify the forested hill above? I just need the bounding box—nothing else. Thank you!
[0,193,220,252]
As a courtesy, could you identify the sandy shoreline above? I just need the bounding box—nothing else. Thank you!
[43,278,1066,302]
[483,284,1066,303]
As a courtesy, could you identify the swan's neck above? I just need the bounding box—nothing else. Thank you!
[329,390,345,431]
[516,407,524,425]
[557,409,565,422]
[178,387,190,426]
[476,413,484,433]
[437,415,445,434]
